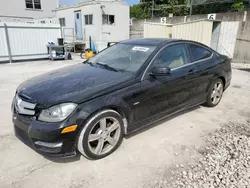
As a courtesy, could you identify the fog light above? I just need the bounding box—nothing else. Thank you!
[34,141,62,148]
[61,125,78,134]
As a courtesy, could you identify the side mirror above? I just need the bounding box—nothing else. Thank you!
[150,67,171,76]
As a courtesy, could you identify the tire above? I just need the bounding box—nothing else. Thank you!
[77,109,124,160]
[204,78,224,107]
[80,52,85,59]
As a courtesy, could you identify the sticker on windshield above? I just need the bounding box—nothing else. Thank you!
[132,46,149,52]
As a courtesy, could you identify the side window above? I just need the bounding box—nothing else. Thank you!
[152,44,188,69]
[59,18,66,27]
[189,44,212,62]
[85,15,93,25]
[102,14,115,25]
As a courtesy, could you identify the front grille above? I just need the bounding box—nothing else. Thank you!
[14,126,33,147]
[15,95,36,116]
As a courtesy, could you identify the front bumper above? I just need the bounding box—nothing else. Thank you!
[225,78,231,91]
[12,110,79,158]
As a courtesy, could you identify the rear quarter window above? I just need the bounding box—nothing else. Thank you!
[189,44,212,62]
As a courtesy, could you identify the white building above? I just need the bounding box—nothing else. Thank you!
[55,0,130,51]
[0,0,58,23]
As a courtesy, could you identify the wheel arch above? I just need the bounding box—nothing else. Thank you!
[90,105,129,134]
[78,103,130,136]
[217,76,226,90]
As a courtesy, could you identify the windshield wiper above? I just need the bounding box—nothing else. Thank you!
[96,62,119,72]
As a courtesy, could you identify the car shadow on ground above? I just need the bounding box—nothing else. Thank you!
[239,68,250,73]
[125,105,201,139]
[44,153,81,163]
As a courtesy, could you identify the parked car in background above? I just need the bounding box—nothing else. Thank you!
[12,38,232,160]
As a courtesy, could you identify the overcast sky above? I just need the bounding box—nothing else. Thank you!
[59,0,139,6]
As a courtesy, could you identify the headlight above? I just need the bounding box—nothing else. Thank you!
[38,103,77,122]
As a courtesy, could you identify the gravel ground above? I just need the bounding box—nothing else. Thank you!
[153,121,250,188]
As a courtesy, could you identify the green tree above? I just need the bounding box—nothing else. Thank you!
[131,0,246,19]
[130,4,148,19]
[130,4,144,18]
[231,0,245,11]
[169,0,179,6]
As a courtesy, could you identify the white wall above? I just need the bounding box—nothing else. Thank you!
[100,2,129,43]
[173,20,213,47]
[143,23,172,38]
[0,22,61,62]
[217,21,239,58]
[0,23,9,62]
[34,17,57,24]
[0,0,58,22]
[55,1,129,51]
[55,7,75,42]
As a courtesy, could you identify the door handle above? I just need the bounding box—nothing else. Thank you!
[188,69,197,75]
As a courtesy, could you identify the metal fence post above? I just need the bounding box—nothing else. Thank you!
[4,23,12,63]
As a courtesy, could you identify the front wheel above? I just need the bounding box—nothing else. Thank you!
[204,78,224,107]
[77,110,124,160]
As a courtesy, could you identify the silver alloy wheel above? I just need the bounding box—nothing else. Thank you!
[211,81,223,105]
[88,117,121,155]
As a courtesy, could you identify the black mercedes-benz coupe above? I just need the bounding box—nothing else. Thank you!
[12,38,232,160]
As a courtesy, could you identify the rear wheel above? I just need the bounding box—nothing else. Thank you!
[77,110,124,160]
[204,78,224,107]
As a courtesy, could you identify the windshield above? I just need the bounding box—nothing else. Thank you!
[88,43,156,72]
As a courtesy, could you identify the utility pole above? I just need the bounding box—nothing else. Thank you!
[151,0,154,18]
[189,0,193,16]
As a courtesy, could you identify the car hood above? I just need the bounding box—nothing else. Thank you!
[17,63,134,107]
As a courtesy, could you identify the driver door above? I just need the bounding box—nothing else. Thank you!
[132,43,200,125]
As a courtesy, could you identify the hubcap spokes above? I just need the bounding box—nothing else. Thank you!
[211,82,223,104]
[88,117,120,155]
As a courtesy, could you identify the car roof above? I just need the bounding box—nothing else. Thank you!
[119,38,213,50]
[120,38,180,46]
